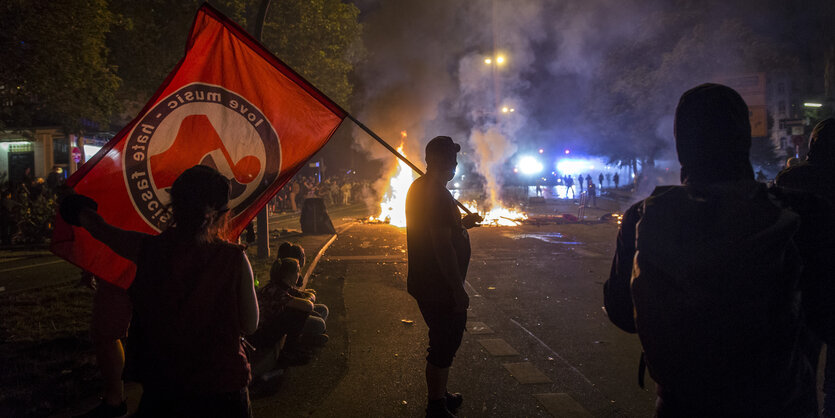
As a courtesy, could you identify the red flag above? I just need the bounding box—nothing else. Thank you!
[50,4,346,288]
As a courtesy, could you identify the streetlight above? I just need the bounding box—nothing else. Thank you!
[484,54,507,66]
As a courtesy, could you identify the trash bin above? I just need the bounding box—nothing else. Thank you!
[300,198,335,234]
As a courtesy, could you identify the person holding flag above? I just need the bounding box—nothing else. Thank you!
[406,136,482,417]
[61,165,259,417]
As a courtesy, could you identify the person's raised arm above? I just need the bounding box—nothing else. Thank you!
[238,252,259,335]
[77,208,148,263]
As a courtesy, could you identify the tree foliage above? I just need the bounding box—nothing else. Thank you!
[108,0,362,117]
[0,0,120,132]
[261,0,363,106]
[0,0,362,132]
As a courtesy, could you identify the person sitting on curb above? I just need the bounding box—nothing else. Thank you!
[249,258,313,371]
[276,242,329,334]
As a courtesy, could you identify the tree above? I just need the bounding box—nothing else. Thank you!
[107,0,362,116]
[0,0,120,132]
[260,0,363,106]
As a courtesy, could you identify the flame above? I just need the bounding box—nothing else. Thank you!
[369,144,415,227]
[463,201,527,226]
[370,131,528,228]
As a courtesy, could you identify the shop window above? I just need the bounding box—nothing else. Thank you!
[53,137,69,165]
[8,142,33,153]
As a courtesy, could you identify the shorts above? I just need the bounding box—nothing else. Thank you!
[91,279,132,342]
[416,297,467,368]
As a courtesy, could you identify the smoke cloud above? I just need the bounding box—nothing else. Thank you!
[351,0,834,204]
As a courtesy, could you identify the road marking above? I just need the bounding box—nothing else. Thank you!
[302,223,354,286]
[0,259,65,273]
[464,281,481,297]
[0,257,25,264]
[324,255,406,262]
[534,393,593,417]
[509,318,595,388]
[467,321,494,334]
[502,362,552,384]
[478,338,520,356]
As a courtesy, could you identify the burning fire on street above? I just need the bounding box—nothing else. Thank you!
[367,132,528,228]
[368,138,414,227]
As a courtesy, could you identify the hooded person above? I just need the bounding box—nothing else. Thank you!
[604,84,820,416]
[775,117,835,416]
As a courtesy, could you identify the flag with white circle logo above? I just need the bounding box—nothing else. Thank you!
[51,4,346,288]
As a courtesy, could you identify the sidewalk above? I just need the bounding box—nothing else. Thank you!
[62,209,363,417]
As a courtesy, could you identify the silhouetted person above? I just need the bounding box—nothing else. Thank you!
[585,174,592,192]
[406,136,482,418]
[565,175,575,199]
[613,172,619,189]
[775,117,835,416]
[587,182,597,207]
[46,166,65,191]
[598,173,604,189]
[61,165,259,418]
[604,84,830,416]
[578,174,585,191]
[74,270,131,418]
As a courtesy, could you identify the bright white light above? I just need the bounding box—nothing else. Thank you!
[556,158,599,176]
[453,182,460,188]
[564,149,570,154]
[518,156,544,175]
[496,56,505,64]
[538,148,544,154]
[501,106,509,113]
[484,58,492,64]
[804,102,823,108]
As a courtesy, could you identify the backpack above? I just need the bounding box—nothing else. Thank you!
[630,182,811,414]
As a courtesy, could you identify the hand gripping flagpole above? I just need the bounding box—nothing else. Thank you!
[345,114,474,216]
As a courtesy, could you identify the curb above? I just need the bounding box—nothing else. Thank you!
[301,222,355,288]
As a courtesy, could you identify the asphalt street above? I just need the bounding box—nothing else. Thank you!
[253,214,658,417]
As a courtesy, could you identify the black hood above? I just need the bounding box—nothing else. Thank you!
[807,118,835,165]
[674,83,754,184]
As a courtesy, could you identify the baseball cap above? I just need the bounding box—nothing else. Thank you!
[425,136,461,156]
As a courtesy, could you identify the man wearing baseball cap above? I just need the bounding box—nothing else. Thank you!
[406,136,482,417]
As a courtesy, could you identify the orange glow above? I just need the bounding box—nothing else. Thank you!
[369,142,415,227]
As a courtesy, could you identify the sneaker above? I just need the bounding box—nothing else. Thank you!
[74,400,127,418]
[426,398,456,418]
[445,392,463,414]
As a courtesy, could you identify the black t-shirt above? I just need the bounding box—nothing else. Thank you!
[405,176,471,302]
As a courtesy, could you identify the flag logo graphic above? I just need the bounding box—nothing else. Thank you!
[123,83,281,231]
